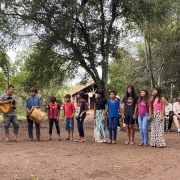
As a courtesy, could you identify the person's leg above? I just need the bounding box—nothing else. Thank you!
[142,113,150,146]
[168,118,173,130]
[112,117,118,143]
[49,120,53,140]
[173,115,180,132]
[129,116,135,145]
[11,115,19,141]
[55,120,61,140]
[77,118,81,139]
[27,118,33,140]
[164,118,166,131]
[3,115,11,142]
[78,118,85,141]
[35,121,40,140]
[124,116,130,144]
[69,118,74,140]
[65,119,70,140]
[108,117,113,143]
[138,115,143,145]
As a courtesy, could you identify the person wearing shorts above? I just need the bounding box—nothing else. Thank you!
[122,85,138,145]
[63,94,75,141]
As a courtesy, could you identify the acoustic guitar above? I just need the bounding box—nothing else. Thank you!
[0,87,28,113]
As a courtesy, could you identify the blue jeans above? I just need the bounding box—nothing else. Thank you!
[138,113,150,143]
[109,117,118,140]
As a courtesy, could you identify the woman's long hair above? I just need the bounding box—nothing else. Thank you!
[152,87,162,103]
[125,85,137,101]
[97,89,105,99]
[139,89,149,105]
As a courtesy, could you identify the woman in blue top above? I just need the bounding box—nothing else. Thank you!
[103,90,122,144]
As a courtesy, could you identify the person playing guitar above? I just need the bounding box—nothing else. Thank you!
[25,87,41,141]
[0,85,19,142]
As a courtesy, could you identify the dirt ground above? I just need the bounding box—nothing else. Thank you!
[0,112,180,180]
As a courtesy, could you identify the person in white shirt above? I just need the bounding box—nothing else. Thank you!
[164,98,173,131]
[173,97,180,133]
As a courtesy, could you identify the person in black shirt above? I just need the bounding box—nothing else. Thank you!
[75,91,88,142]
[93,89,108,143]
[122,85,138,145]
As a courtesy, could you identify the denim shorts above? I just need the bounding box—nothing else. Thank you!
[65,118,74,131]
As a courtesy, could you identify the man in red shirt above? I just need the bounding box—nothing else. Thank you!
[63,94,75,141]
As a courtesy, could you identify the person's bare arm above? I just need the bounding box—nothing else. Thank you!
[148,101,152,121]
[94,103,96,120]
[103,105,108,120]
[121,103,125,119]
[0,100,11,104]
[160,97,166,121]
[132,104,137,120]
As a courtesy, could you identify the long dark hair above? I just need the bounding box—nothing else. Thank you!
[125,85,136,101]
[139,89,149,105]
[97,89,105,99]
[153,87,162,103]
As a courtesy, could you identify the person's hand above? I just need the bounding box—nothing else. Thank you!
[48,119,50,122]
[5,100,11,104]
[132,114,136,120]
[148,116,152,121]
[79,113,83,118]
[11,105,17,109]
[165,116,169,120]
[102,115,106,121]
[62,117,65,121]
[71,114,74,119]
[94,115,96,120]
[122,115,125,119]
[160,115,164,121]
[56,117,60,121]
[177,115,180,119]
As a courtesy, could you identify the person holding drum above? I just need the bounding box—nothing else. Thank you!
[25,87,41,141]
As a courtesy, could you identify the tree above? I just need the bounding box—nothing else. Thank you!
[1,0,169,92]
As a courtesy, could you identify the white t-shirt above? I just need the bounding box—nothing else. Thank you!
[173,102,180,114]
[165,103,172,115]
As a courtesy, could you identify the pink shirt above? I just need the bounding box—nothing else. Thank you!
[138,99,151,115]
[153,101,162,110]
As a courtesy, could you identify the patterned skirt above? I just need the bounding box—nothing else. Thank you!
[93,110,109,143]
[150,110,166,147]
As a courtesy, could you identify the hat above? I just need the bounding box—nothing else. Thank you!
[116,95,120,100]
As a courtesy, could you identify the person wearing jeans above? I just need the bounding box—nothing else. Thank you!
[137,89,152,147]
[103,90,122,144]
[138,113,150,146]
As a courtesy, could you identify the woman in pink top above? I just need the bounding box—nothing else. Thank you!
[137,89,152,147]
[150,87,166,147]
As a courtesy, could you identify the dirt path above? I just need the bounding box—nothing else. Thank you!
[0,114,180,180]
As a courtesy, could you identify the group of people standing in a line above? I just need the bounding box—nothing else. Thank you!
[0,85,180,148]
[94,85,180,148]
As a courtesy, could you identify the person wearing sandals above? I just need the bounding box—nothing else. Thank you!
[150,87,166,148]
[103,90,122,144]
[137,89,152,147]
[93,89,108,143]
[75,91,88,142]
[0,85,19,142]
[47,96,61,141]
[63,94,75,141]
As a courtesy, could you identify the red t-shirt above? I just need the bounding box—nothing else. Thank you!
[63,102,75,118]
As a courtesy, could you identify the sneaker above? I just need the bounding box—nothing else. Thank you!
[117,126,121,131]
[168,129,172,132]
[178,128,180,133]
[123,127,126,132]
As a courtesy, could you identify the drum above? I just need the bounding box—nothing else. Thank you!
[29,108,47,124]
